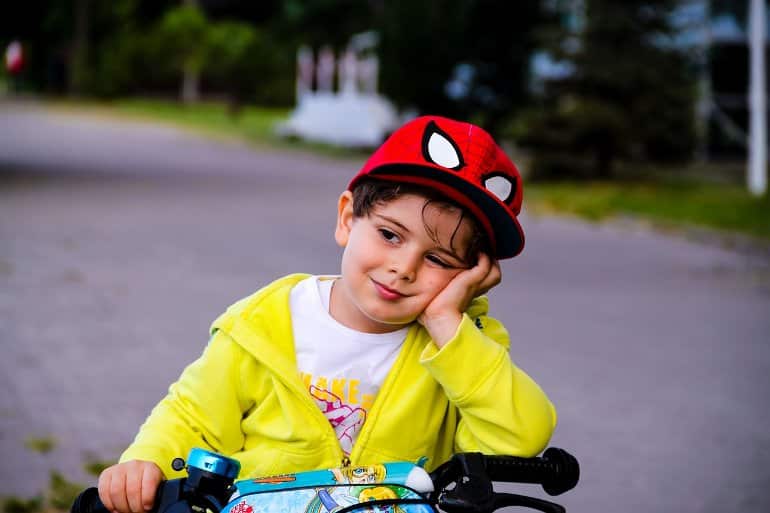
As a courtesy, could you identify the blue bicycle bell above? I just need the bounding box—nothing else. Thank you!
[184,448,241,480]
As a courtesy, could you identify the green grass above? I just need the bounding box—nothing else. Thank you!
[48,98,285,140]
[111,99,286,140]
[46,98,367,159]
[526,177,770,241]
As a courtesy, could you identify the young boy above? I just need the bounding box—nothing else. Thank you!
[98,116,557,513]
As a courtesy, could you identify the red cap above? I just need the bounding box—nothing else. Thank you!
[348,115,525,258]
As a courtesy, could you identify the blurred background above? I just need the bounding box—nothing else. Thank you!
[1,1,768,170]
[1,2,769,513]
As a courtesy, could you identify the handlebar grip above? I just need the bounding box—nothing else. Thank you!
[71,487,110,513]
[484,447,579,496]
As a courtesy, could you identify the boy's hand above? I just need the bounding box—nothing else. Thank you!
[98,460,163,513]
[418,252,501,347]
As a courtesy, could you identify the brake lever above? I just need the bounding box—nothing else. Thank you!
[435,453,495,513]
[492,492,565,513]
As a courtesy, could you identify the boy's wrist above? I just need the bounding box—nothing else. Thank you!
[419,310,463,348]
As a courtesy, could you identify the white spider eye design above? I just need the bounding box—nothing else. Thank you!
[422,121,464,170]
[484,174,514,203]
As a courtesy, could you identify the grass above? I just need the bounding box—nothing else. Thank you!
[526,175,770,242]
[37,98,770,244]
[109,99,286,141]
[46,98,368,159]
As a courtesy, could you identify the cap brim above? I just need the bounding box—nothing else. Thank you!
[359,164,525,259]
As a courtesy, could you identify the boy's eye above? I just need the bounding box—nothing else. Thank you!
[426,254,451,268]
[378,229,399,242]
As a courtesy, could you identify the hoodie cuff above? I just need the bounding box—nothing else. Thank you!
[419,313,507,403]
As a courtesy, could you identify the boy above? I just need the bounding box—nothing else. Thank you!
[98,116,557,513]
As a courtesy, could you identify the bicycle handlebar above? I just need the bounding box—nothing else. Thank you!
[70,487,108,513]
[484,447,580,496]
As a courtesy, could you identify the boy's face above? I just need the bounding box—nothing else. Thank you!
[332,191,476,333]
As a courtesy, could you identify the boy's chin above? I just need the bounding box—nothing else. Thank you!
[364,313,418,331]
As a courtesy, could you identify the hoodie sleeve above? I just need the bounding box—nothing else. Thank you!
[119,330,251,478]
[419,299,557,457]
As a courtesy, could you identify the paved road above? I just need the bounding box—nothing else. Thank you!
[2,104,769,513]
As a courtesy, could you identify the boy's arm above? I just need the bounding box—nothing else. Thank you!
[420,304,557,458]
[119,330,251,478]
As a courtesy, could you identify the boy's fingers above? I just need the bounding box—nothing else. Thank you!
[458,253,491,288]
[140,464,160,511]
[471,254,501,296]
[125,464,144,513]
[98,469,115,512]
[473,252,492,275]
[109,467,130,513]
[483,259,502,290]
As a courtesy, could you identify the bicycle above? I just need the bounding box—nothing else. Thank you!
[71,446,579,513]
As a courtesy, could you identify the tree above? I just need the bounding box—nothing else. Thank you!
[516,0,696,179]
[156,1,209,103]
[449,0,545,134]
[278,0,374,49]
[208,21,284,114]
[377,0,469,119]
[376,0,544,137]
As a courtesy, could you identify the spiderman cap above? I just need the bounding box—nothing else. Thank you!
[348,115,525,259]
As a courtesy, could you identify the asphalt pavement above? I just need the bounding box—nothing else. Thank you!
[1,103,769,513]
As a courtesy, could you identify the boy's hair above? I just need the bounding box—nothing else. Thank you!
[351,178,490,265]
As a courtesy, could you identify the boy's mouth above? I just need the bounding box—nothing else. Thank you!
[371,279,406,300]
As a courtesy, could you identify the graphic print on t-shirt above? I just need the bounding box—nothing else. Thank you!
[300,372,375,455]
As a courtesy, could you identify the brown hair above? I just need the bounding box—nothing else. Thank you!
[350,178,489,264]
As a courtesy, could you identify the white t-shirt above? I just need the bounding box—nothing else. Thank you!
[289,275,408,455]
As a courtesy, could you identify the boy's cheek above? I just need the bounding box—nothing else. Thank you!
[424,271,462,297]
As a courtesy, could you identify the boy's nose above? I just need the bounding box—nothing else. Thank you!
[389,252,419,282]
[393,267,415,283]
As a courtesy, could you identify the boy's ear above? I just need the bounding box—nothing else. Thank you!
[335,190,355,247]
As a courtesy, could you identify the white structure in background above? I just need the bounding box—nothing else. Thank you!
[277,32,402,148]
[316,46,336,93]
[748,0,767,196]
[296,46,314,100]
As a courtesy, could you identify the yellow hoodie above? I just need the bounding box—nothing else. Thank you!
[120,274,556,478]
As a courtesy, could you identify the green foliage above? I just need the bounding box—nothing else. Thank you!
[24,436,56,454]
[205,21,293,108]
[92,30,160,97]
[83,458,115,477]
[0,471,89,513]
[279,0,373,49]
[1,496,43,513]
[0,453,114,513]
[47,471,85,511]
[157,4,210,75]
[377,0,544,135]
[207,22,258,76]
[378,0,471,115]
